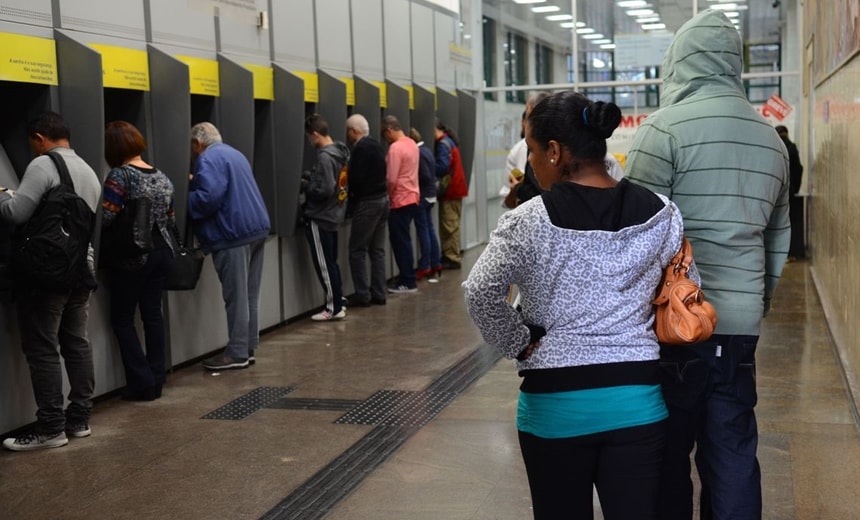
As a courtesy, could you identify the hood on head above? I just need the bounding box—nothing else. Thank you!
[660,9,744,106]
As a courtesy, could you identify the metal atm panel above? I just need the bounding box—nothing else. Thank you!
[317,70,347,144]
[272,66,305,237]
[384,81,410,133]
[412,84,436,150]
[354,77,381,140]
[457,89,477,187]
[217,55,254,164]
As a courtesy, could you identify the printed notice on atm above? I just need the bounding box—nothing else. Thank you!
[90,44,150,91]
[177,55,220,96]
[0,32,58,86]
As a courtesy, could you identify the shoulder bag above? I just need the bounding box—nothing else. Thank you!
[653,237,718,345]
[164,215,204,291]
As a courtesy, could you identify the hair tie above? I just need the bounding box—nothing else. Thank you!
[582,106,589,127]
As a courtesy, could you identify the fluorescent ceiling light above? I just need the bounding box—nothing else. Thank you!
[532,5,560,12]
[711,3,738,9]
[592,58,606,68]
[576,27,596,34]
[641,22,666,30]
[626,9,654,16]
[636,16,661,23]
[593,39,612,44]
[600,44,617,49]
[725,11,739,17]
[513,0,546,4]
[582,33,605,39]
[617,0,648,7]
[546,14,573,21]
[561,21,587,28]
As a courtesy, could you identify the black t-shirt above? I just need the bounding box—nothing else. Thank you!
[541,178,664,231]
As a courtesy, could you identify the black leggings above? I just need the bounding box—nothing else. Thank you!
[518,420,666,520]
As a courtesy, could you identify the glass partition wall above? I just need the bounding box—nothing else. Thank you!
[460,0,799,246]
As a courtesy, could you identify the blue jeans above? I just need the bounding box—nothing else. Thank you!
[109,247,173,392]
[304,220,344,314]
[348,195,389,301]
[415,198,441,271]
[658,335,761,520]
[388,203,419,288]
[212,238,266,359]
[17,285,95,433]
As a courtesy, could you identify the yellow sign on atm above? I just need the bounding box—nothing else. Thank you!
[90,44,149,91]
[340,77,355,106]
[245,64,274,100]
[177,55,220,96]
[371,81,387,108]
[293,71,319,103]
[0,32,58,85]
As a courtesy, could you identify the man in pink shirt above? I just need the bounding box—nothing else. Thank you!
[381,115,420,293]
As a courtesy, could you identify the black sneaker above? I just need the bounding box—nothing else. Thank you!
[248,350,256,365]
[3,431,68,451]
[65,423,91,438]
[202,354,249,371]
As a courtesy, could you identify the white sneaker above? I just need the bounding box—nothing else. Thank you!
[311,309,346,321]
[3,431,68,451]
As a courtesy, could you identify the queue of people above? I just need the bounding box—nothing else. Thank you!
[0,12,795,520]
[467,9,790,520]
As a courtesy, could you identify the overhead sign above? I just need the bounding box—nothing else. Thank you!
[177,55,220,96]
[0,32,58,85]
[762,94,793,122]
[614,33,674,69]
[90,44,149,91]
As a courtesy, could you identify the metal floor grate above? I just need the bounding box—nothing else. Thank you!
[259,344,502,520]
[202,386,295,420]
[334,390,457,427]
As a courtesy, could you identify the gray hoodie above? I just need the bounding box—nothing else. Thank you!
[625,9,790,335]
[303,141,350,231]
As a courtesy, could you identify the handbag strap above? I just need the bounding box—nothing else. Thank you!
[653,237,694,305]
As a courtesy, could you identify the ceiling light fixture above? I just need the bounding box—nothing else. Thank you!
[560,22,575,28]
[576,27,596,34]
[617,0,648,7]
[641,22,666,30]
[725,11,739,17]
[710,3,738,9]
[636,16,661,23]
[513,0,546,4]
[582,33,605,39]
[626,9,655,16]
[531,5,560,12]
[546,14,573,20]
[593,39,612,44]
[600,43,617,49]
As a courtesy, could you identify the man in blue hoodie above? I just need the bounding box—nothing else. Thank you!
[626,10,790,520]
[189,122,270,371]
[303,113,350,321]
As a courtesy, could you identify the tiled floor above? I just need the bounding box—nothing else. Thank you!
[1,253,858,520]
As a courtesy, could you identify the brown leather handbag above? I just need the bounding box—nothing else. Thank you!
[653,237,718,345]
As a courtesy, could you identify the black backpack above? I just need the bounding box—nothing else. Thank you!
[12,151,96,290]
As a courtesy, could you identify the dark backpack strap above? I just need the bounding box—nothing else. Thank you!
[45,151,75,191]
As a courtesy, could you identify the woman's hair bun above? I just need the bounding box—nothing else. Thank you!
[583,101,622,139]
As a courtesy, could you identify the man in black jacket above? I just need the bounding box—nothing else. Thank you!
[776,125,805,260]
[345,114,389,306]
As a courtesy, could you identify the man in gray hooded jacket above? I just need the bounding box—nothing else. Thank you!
[626,9,790,520]
[303,113,350,321]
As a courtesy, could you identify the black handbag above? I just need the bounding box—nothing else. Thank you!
[164,219,204,291]
[100,168,154,268]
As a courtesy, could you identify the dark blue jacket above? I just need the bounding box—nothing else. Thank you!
[417,142,437,199]
[189,143,270,252]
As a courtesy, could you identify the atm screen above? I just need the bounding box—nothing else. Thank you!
[0,144,19,190]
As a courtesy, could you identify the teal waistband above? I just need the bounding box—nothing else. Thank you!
[516,385,668,439]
